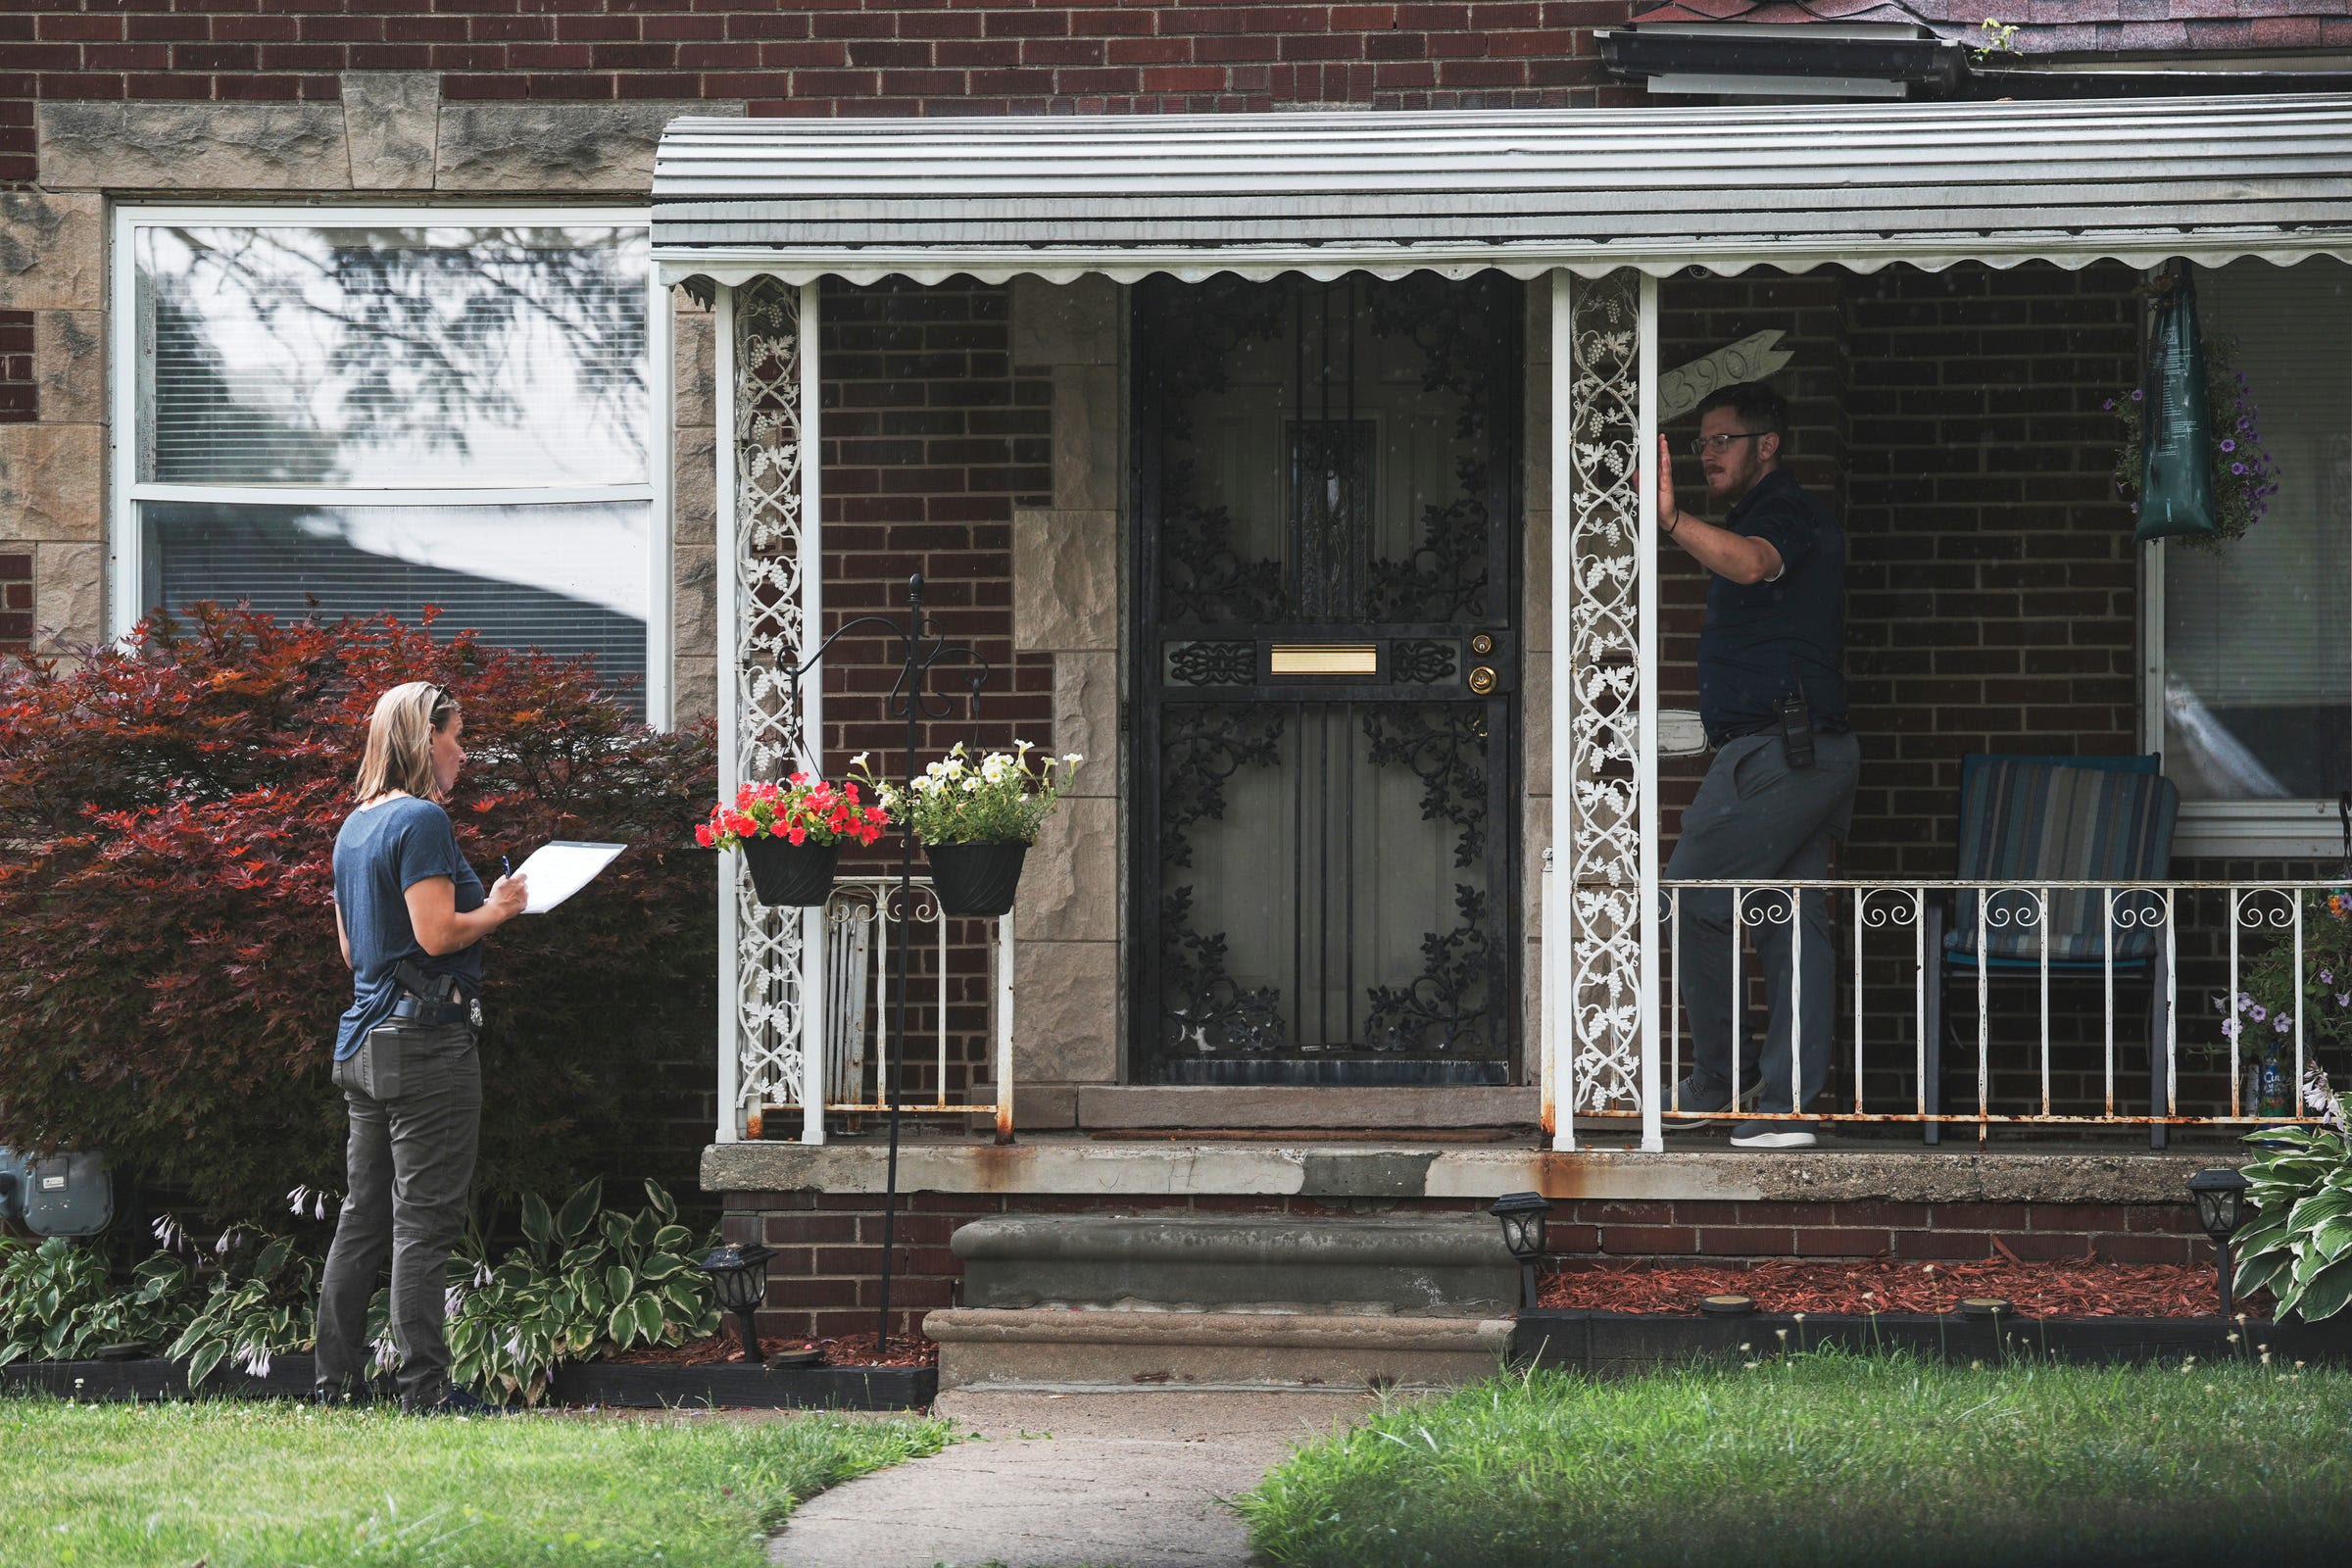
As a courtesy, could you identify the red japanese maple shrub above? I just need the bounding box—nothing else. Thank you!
[0,605,717,1223]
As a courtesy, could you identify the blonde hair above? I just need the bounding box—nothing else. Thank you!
[353,681,458,804]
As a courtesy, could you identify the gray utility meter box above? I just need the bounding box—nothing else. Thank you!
[0,1148,114,1238]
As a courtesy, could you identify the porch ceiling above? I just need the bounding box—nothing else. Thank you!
[652,93,2352,286]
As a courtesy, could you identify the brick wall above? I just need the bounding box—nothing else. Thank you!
[0,310,30,425]
[0,2,1636,186]
[720,1190,2217,1340]
[808,275,1054,1103]
[0,546,29,652]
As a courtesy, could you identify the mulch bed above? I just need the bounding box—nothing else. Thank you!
[1538,1258,2268,1319]
[606,1331,938,1369]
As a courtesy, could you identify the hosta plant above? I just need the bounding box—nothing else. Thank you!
[167,1231,320,1389]
[0,1238,198,1366]
[445,1178,720,1405]
[2232,1068,2352,1322]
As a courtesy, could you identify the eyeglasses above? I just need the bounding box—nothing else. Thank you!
[1689,431,1769,457]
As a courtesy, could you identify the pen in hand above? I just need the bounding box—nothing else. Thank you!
[502,856,513,878]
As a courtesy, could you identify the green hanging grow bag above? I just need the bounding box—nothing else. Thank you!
[2134,268,2220,543]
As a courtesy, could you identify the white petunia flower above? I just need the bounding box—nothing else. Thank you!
[851,752,870,768]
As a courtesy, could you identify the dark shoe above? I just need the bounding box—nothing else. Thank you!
[1662,1075,1759,1131]
[1729,1119,1817,1150]
[404,1383,507,1416]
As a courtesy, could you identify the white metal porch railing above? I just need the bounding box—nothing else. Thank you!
[1544,871,2344,1149]
[749,875,1014,1144]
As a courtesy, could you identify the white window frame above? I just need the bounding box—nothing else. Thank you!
[108,203,674,727]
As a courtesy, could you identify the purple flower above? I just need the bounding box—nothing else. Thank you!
[2276,1013,2294,1034]
[2221,439,2236,453]
[2103,398,2117,412]
[2224,1020,2242,1039]
[2335,992,2349,1008]
[2321,969,2333,986]
[2250,1003,2269,1023]
[2131,388,2144,402]
[2232,463,2247,476]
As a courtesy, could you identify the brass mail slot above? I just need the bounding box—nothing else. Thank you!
[1269,643,1380,676]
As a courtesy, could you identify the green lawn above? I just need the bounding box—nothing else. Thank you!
[1238,1350,2352,1568]
[6,1395,955,1568]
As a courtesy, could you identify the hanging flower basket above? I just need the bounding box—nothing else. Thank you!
[853,741,1083,919]
[739,838,843,907]
[924,842,1029,917]
[694,773,890,908]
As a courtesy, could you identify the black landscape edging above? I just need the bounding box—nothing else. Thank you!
[1512,1309,2352,1372]
[1,1352,936,1410]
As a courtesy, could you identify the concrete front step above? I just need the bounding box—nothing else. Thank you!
[923,1307,1515,1393]
[952,1211,1516,1314]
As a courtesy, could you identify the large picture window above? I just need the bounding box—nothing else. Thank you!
[112,210,664,718]
[2151,258,2352,856]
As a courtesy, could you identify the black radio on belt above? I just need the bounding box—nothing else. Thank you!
[1775,692,1815,770]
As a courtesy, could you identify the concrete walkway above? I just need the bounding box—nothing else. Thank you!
[769,1389,1375,1568]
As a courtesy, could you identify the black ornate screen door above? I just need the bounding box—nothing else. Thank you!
[1133,272,1522,1086]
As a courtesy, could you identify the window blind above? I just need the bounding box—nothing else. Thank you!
[142,502,648,712]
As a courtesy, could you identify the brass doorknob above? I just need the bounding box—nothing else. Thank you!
[1468,665,1498,695]
[1470,634,1494,656]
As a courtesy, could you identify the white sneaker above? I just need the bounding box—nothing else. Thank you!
[1728,1120,1817,1150]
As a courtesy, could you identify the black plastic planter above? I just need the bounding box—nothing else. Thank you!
[740,839,841,906]
[924,841,1027,917]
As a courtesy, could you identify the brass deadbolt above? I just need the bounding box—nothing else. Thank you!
[1470,633,1494,656]
[1468,665,1498,695]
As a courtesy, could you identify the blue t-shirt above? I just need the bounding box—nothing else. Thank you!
[1696,467,1849,747]
[332,796,484,1060]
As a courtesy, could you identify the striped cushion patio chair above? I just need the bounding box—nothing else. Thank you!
[1921,754,2180,1150]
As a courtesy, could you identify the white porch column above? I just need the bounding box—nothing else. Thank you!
[714,276,826,1146]
[1549,269,1662,1152]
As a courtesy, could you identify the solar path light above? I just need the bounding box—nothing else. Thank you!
[696,1243,775,1366]
[2187,1167,2251,1317]
[1489,1191,1553,1310]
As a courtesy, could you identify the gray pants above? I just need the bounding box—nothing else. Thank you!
[315,1021,480,1409]
[1665,730,1860,1116]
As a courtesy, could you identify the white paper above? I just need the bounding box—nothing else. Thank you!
[508,840,626,914]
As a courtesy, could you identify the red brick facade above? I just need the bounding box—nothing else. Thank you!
[720,1189,2217,1341]
[0,2,1634,187]
[0,547,30,648]
[810,275,1056,1101]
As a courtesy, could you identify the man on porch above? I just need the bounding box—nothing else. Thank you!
[1652,383,1858,1150]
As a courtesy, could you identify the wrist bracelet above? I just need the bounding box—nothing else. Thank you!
[1665,510,1682,538]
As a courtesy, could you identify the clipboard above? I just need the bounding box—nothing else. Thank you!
[509,841,626,914]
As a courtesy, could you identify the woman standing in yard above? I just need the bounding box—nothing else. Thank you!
[315,681,527,1414]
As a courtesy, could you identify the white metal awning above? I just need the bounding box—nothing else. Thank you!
[653,93,2352,286]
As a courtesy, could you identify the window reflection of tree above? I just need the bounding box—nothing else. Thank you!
[156,227,647,474]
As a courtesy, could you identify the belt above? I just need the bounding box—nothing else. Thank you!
[1706,719,1853,750]
[390,996,481,1028]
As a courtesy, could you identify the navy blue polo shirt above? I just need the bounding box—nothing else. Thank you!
[1695,467,1849,747]
[331,795,484,1060]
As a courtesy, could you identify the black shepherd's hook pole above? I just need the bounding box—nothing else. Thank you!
[777,572,989,1355]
